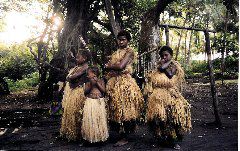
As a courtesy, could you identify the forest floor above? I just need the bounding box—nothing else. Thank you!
[0,79,238,151]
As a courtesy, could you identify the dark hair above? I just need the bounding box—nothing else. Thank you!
[159,45,173,56]
[88,66,100,76]
[79,49,92,62]
[117,30,131,41]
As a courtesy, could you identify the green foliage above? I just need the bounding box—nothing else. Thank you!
[0,0,238,86]
[5,72,39,92]
[186,60,208,74]
[225,55,239,72]
[0,44,37,81]
[212,54,239,73]
[186,54,238,79]
[211,32,238,56]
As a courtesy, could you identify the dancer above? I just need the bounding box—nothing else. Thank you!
[105,30,144,146]
[60,49,91,141]
[81,66,109,143]
[144,46,192,150]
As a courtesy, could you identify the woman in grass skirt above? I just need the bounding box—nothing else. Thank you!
[144,46,192,150]
[105,30,144,146]
[60,50,91,141]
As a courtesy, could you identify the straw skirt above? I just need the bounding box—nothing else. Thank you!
[60,82,85,140]
[106,74,144,123]
[81,98,109,143]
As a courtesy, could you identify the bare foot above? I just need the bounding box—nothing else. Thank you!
[173,144,181,150]
[113,138,128,147]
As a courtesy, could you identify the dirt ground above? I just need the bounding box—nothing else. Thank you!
[0,80,238,151]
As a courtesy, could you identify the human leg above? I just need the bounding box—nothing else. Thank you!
[113,120,136,147]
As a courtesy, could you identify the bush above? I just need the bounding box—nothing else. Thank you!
[212,54,239,79]
[5,72,39,92]
[225,55,239,73]
[186,54,238,79]
[0,44,37,81]
[185,60,208,78]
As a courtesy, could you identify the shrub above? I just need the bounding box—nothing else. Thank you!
[186,54,238,79]
[5,72,39,92]
[0,44,37,81]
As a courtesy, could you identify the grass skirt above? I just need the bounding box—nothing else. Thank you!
[144,62,191,133]
[60,82,85,140]
[106,74,144,123]
[81,98,109,143]
[144,62,191,142]
[146,87,191,132]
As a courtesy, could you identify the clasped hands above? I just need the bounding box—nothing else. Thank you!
[88,75,98,85]
[159,59,172,71]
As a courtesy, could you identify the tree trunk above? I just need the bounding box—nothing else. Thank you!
[27,12,52,101]
[0,77,10,95]
[204,31,222,126]
[47,0,93,101]
[138,0,174,75]
[105,0,121,40]
[37,66,49,100]
[58,1,91,62]
[186,31,192,67]
[221,11,229,85]
[36,42,49,100]
[175,12,188,60]
[183,31,188,67]
[50,0,91,81]
[186,15,196,66]
[165,25,170,46]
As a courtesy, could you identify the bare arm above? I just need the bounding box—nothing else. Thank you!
[158,60,171,71]
[165,65,176,79]
[95,79,106,94]
[105,51,134,71]
[67,64,88,82]
[84,82,91,95]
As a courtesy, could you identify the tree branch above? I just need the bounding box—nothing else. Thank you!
[158,24,216,33]
[27,44,39,64]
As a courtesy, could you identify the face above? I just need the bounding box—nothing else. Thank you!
[160,51,172,63]
[117,36,128,49]
[76,53,85,65]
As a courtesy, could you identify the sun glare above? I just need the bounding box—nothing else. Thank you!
[0,1,59,45]
[50,15,63,32]
[0,11,45,44]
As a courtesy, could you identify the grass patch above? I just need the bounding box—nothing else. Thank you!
[215,79,238,84]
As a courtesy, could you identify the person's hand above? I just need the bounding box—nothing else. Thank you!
[166,60,172,66]
[159,60,172,70]
[89,77,97,85]
[106,55,111,60]
[125,47,133,52]
[160,58,167,64]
